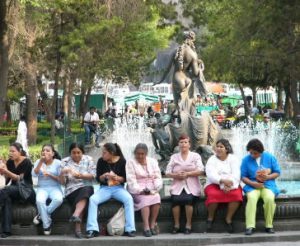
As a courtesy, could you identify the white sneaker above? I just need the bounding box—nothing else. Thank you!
[44,226,51,235]
[33,214,41,225]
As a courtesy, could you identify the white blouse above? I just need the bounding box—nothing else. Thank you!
[205,154,241,190]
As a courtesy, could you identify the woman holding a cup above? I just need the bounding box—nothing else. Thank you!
[241,138,281,236]
[32,144,63,235]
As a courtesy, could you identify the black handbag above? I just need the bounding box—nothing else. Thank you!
[17,178,34,201]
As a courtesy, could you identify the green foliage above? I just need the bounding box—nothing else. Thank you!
[181,0,300,88]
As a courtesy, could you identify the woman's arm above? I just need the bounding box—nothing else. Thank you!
[153,159,163,191]
[242,177,264,189]
[125,160,143,194]
[33,159,44,175]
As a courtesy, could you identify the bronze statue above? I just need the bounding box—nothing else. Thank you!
[151,31,220,167]
[157,31,207,117]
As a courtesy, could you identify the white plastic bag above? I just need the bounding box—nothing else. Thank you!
[0,175,5,189]
[107,207,125,236]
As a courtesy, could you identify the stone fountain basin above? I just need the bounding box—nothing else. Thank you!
[2,178,300,235]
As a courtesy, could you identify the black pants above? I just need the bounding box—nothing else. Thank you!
[0,185,21,233]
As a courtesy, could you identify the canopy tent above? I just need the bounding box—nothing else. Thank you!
[221,95,242,107]
[124,92,159,105]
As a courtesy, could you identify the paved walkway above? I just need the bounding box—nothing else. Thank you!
[2,231,300,246]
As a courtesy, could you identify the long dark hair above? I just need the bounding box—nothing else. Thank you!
[10,142,27,156]
[103,142,124,159]
[42,144,61,160]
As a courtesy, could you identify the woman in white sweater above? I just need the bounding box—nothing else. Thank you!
[204,139,243,233]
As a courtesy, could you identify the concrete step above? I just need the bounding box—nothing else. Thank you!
[2,231,300,246]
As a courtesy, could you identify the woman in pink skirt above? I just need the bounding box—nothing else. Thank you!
[126,143,162,237]
[204,138,243,233]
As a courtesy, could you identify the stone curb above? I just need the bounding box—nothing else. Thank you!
[1,231,300,246]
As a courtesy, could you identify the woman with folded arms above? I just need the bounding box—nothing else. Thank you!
[32,144,63,236]
[204,138,243,233]
[126,143,162,237]
[61,143,95,238]
[166,134,205,234]
[0,143,35,238]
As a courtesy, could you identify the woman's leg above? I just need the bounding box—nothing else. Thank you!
[185,205,193,229]
[140,206,150,230]
[86,187,112,232]
[261,188,276,228]
[245,189,261,228]
[73,199,88,232]
[112,186,136,232]
[172,205,180,228]
[207,203,218,221]
[36,188,51,229]
[149,204,160,229]
[47,188,64,215]
[0,185,19,234]
[226,201,240,223]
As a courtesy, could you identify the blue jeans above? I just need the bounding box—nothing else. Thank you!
[84,123,100,144]
[86,185,136,232]
[36,186,63,229]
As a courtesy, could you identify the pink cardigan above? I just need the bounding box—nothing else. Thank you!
[126,157,162,195]
[166,151,204,196]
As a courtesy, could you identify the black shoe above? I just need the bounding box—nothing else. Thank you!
[245,227,254,236]
[225,221,234,233]
[143,230,152,237]
[206,220,213,232]
[171,226,180,234]
[124,231,136,237]
[86,230,99,239]
[75,231,84,239]
[69,215,81,223]
[0,232,11,238]
[265,227,275,234]
[184,228,192,234]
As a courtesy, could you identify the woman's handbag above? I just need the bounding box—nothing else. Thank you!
[17,178,34,201]
[107,207,125,236]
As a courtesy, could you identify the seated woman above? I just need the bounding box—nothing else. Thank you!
[165,134,205,234]
[61,143,95,238]
[126,143,162,237]
[204,139,243,233]
[0,143,35,238]
[241,138,281,235]
[32,144,64,235]
[86,143,136,238]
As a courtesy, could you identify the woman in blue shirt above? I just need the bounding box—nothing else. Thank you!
[241,139,281,236]
[32,144,63,235]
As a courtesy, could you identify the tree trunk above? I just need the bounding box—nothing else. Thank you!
[25,64,38,145]
[284,83,293,118]
[251,86,257,107]
[277,82,283,111]
[238,83,250,116]
[50,13,63,144]
[63,73,73,132]
[0,0,9,123]
[290,80,300,121]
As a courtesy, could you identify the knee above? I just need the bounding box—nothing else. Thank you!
[52,196,63,204]
[264,196,275,205]
[89,195,98,205]
[123,195,134,207]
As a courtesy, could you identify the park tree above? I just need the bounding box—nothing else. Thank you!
[181,0,300,119]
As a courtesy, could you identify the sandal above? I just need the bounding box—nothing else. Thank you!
[172,226,180,234]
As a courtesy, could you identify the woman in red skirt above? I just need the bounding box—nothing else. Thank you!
[204,139,243,233]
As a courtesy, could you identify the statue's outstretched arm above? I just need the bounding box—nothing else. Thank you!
[154,50,176,85]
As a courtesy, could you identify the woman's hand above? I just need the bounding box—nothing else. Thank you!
[251,181,264,189]
[220,179,233,188]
